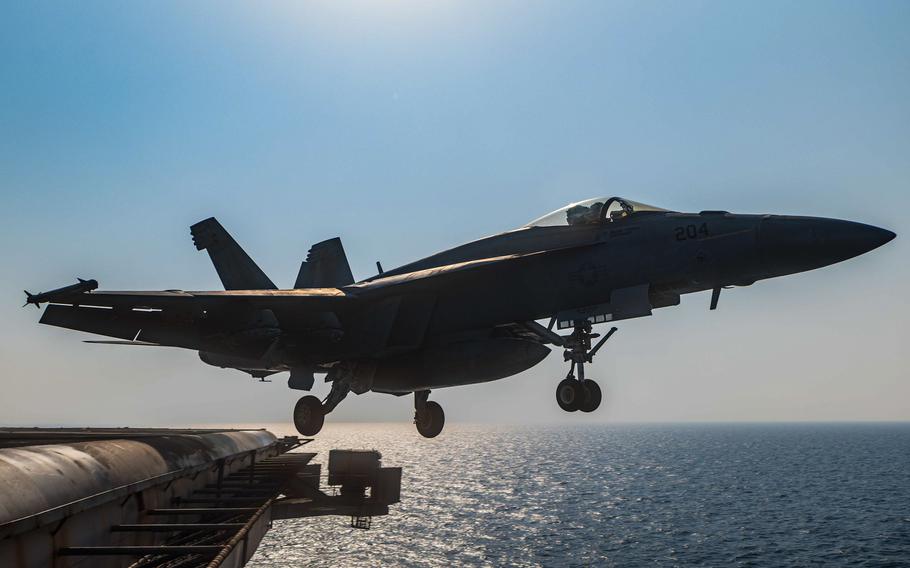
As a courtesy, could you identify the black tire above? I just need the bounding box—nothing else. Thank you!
[579,379,602,413]
[556,378,582,412]
[293,395,325,436]
[415,401,445,438]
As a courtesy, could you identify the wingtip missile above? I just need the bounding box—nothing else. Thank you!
[23,278,98,307]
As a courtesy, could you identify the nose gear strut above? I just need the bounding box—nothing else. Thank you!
[520,318,617,414]
[564,322,617,382]
[555,322,617,413]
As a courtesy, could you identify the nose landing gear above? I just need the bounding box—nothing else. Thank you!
[556,323,616,413]
[556,378,602,413]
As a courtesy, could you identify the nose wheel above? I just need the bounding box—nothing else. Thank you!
[556,378,602,412]
[555,323,616,413]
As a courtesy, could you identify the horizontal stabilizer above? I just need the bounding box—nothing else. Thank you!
[295,237,354,288]
[190,217,277,291]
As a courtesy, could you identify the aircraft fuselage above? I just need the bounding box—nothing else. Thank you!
[28,197,895,437]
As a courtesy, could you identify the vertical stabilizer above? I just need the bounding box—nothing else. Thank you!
[295,237,355,288]
[190,217,277,290]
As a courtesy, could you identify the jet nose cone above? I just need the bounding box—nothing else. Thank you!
[871,226,896,247]
[814,220,896,260]
[760,216,895,276]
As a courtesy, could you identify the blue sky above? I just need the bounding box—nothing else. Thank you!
[1,1,907,425]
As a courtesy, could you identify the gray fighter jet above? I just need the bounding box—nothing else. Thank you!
[26,197,895,437]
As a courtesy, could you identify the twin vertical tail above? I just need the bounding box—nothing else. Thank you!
[190,218,277,290]
[295,237,354,288]
[191,217,355,290]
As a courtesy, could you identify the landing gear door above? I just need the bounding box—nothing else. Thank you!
[609,284,652,321]
[555,284,653,329]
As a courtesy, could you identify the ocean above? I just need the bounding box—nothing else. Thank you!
[247,423,910,567]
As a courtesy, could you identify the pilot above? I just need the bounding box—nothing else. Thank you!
[609,208,629,222]
[566,202,604,226]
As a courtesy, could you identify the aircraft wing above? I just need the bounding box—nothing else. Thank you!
[36,287,354,348]
[39,288,350,310]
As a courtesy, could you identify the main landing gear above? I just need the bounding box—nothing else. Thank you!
[414,390,445,438]
[292,379,350,437]
[292,378,446,439]
[556,322,617,413]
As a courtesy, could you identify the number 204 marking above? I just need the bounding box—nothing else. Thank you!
[675,223,709,241]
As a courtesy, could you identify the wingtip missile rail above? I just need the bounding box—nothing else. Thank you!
[23,278,98,308]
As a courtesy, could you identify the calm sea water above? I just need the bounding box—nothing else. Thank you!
[247,423,910,567]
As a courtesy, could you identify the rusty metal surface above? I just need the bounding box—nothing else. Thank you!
[0,428,399,568]
[0,428,273,449]
[0,429,276,539]
[68,450,312,568]
[204,497,275,568]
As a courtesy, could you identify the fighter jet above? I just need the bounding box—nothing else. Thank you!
[26,197,895,437]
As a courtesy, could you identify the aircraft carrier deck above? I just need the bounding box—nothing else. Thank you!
[0,427,401,568]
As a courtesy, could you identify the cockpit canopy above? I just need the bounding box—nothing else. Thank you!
[523,197,667,228]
